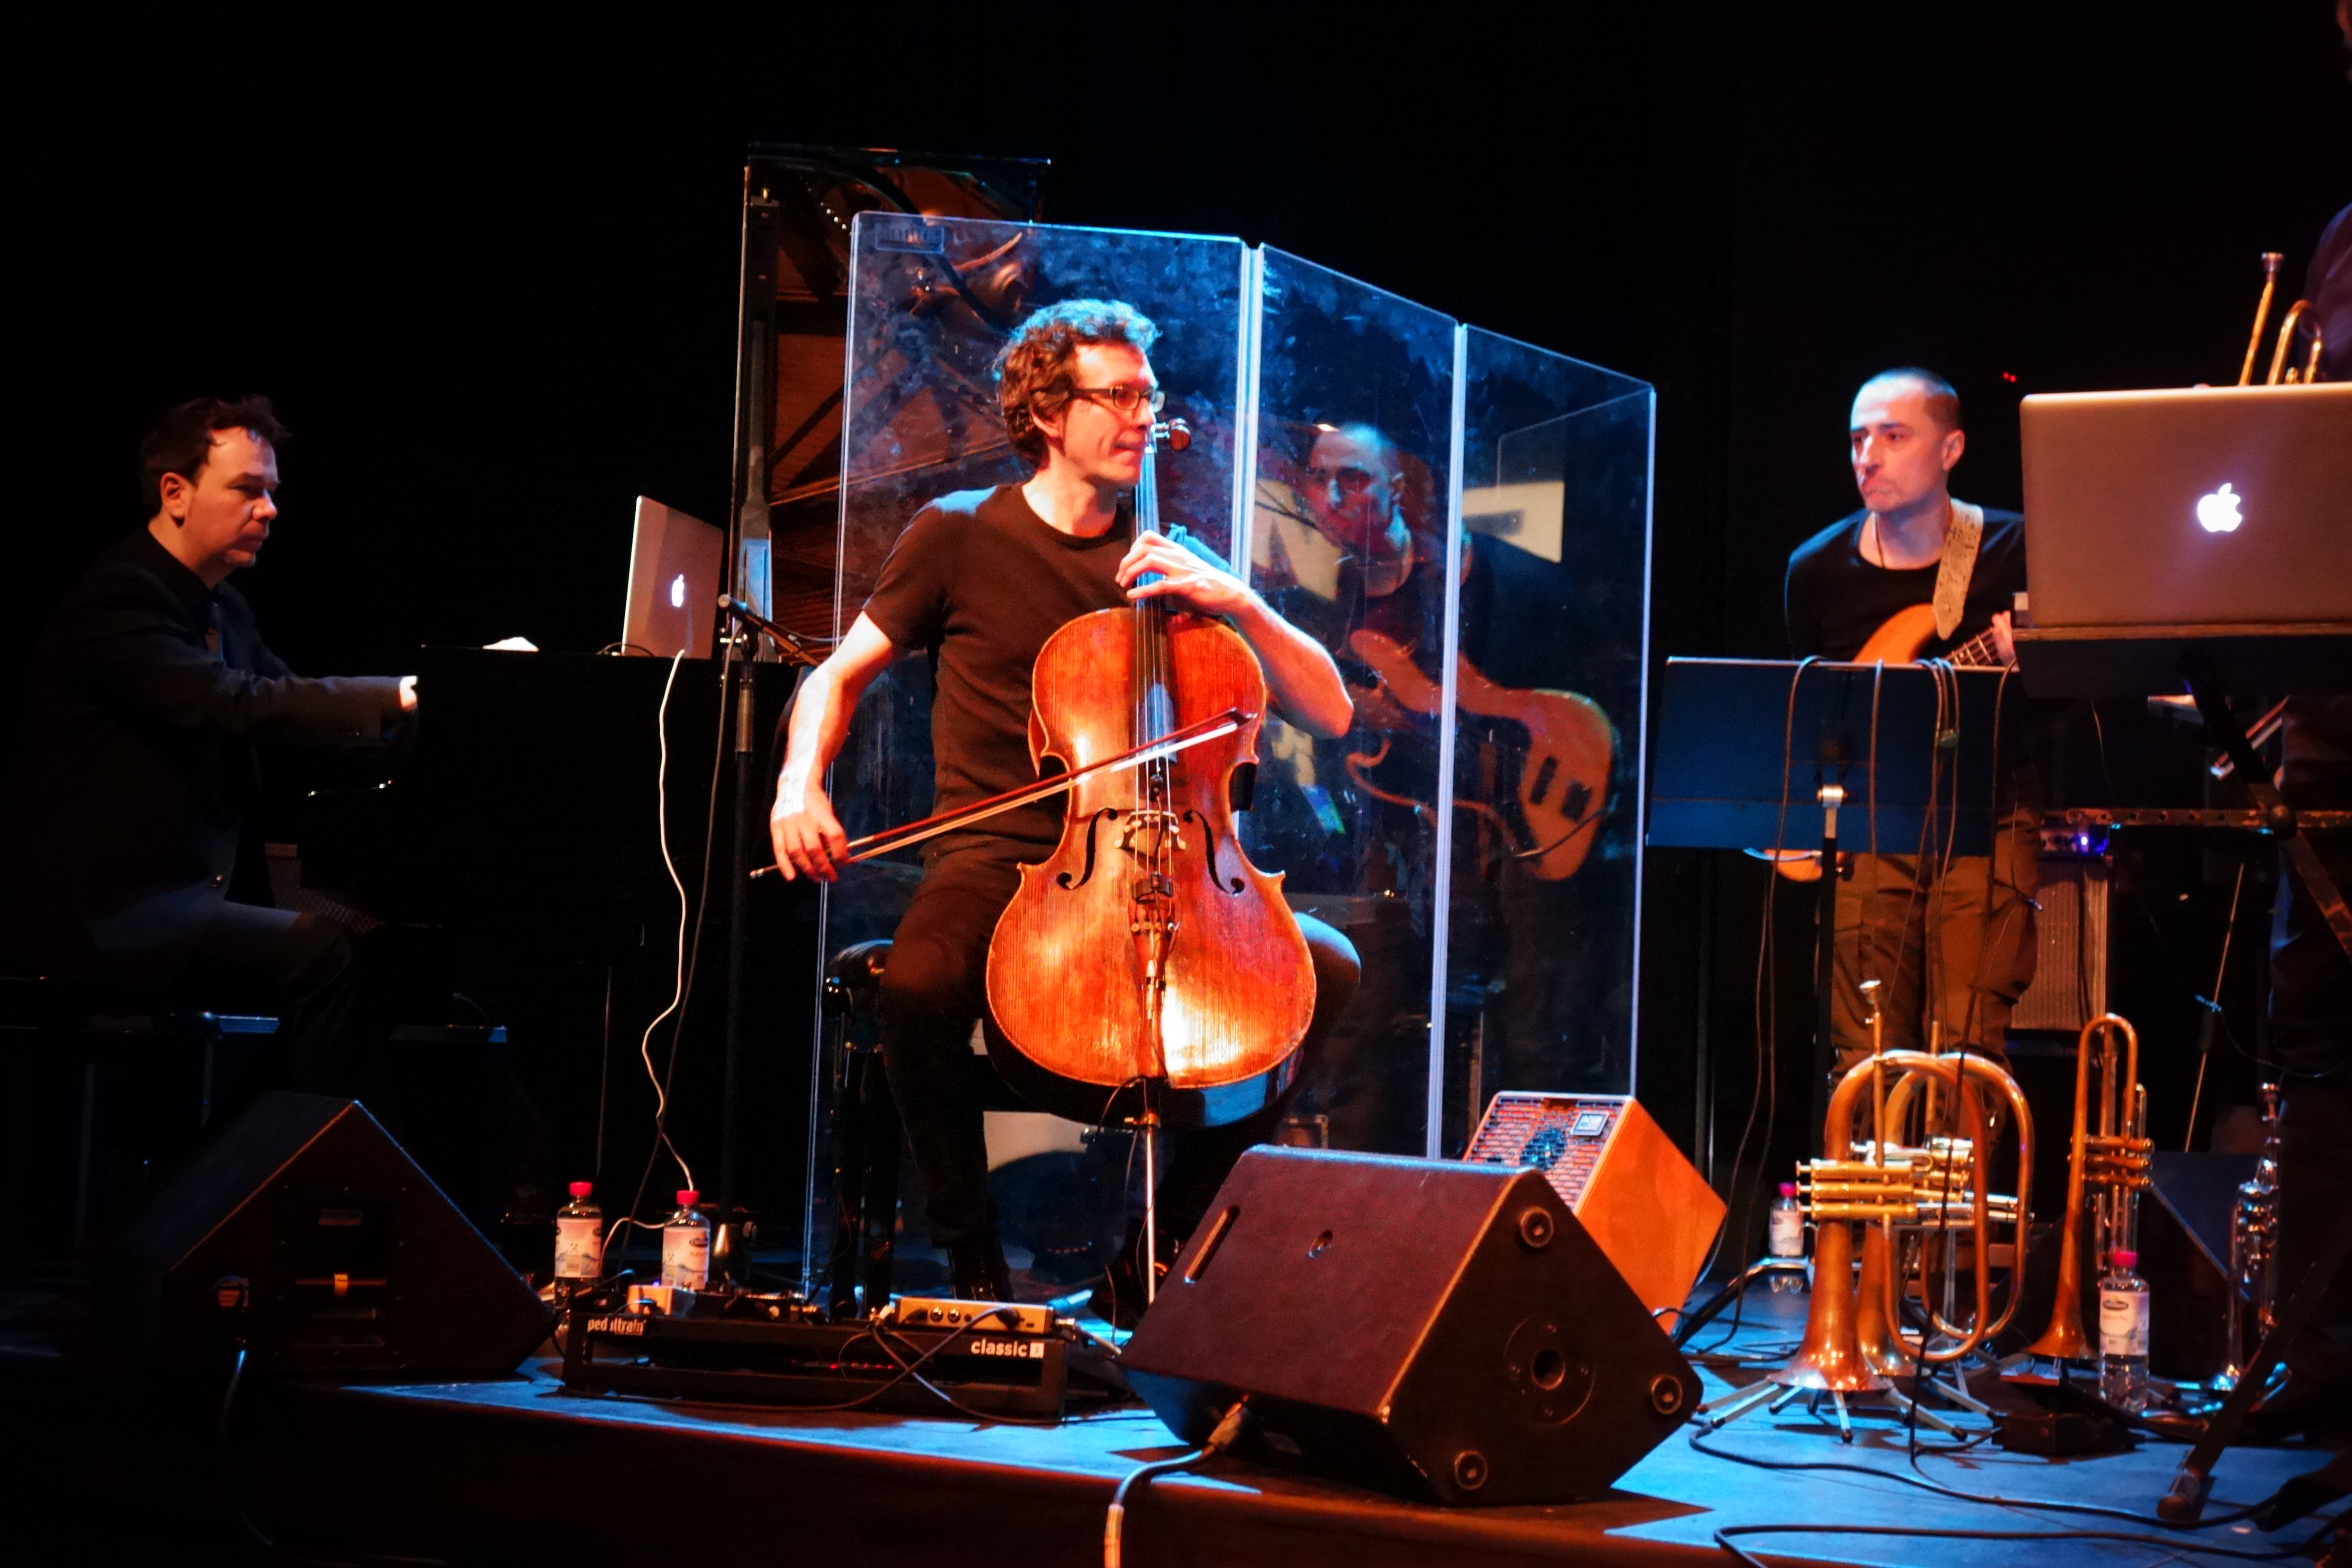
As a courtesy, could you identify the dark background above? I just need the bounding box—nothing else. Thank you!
[9,4,2348,1250]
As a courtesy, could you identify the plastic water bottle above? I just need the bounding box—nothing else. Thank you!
[2098,1248,2150,1411]
[1768,1182,1807,1292]
[552,1181,603,1302]
[662,1189,712,1290]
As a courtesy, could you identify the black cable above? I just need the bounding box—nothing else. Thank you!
[217,1345,453,1567]
[1103,1402,1252,1568]
[1687,1427,2276,1529]
[1704,661,1820,1291]
[1712,1520,2336,1568]
[616,639,736,1231]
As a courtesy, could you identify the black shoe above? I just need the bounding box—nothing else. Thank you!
[948,1236,1014,1303]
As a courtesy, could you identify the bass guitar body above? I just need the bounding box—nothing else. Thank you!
[1346,628,1617,882]
[983,606,1316,1127]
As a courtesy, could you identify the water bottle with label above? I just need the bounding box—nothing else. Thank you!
[552,1181,603,1302]
[1767,1182,1807,1292]
[662,1189,712,1291]
[2098,1247,2150,1411]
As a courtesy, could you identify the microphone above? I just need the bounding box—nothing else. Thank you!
[717,595,821,666]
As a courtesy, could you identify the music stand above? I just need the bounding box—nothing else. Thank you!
[1648,658,2011,1138]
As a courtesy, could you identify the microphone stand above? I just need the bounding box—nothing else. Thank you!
[711,597,822,1289]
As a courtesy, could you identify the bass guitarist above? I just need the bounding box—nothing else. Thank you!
[1782,367,2037,1075]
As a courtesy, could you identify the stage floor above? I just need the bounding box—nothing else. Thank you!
[183,1289,2352,1566]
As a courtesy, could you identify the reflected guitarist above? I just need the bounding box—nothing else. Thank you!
[1782,367,2036,1074]
[1251,420,1623,1148]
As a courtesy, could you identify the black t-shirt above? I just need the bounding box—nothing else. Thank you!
[860,484,1131,846]
[1783,506,2027,660]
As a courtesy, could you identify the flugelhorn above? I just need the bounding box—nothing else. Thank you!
[2239,252,2327,386]
[1776,984,2033,1394]
[2024,1013,2152,1361]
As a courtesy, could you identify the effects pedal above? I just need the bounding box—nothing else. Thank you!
[884,1295,1054,1336]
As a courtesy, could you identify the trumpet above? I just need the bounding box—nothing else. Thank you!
[2239,252,2328,386]
[2023,1013,2152,1361]
[1773,983,2034,1400]
[2219,1082,2282,1388]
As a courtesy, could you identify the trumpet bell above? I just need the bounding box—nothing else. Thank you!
[1770,1220,1890,1393]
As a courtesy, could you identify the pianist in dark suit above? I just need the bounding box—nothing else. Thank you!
[0,396,416,1082]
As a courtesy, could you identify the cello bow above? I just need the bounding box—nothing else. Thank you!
[749,704,1255,877]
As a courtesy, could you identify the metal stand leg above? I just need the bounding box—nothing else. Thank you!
[2161,1194,2352,1521]
[1882,1384,1965,1436]
[1139,1111,1160,1308]
[1695,1378,1782,1427]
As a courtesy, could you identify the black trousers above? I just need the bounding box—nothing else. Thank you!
[879,838,1360,1252]
[2269,768,2352,1373]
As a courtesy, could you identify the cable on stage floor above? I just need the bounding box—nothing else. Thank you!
[1688,1425,2295,1530]
[1711,1518,2343,1568]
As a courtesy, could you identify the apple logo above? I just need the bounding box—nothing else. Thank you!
[2196,483,2243,534]
[670,573,687,608]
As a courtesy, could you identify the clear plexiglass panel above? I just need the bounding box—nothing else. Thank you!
[1241,248,1457,1158]
[800,219,1656,1294]
[805,213,1249,1296]
[1437,328,1652,1151]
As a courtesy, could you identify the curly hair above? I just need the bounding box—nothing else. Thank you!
[993,299,1159,464]
[139,395,290,506]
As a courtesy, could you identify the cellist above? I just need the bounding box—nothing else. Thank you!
[768,299,1361,1318]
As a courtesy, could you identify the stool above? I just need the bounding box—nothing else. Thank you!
[0,972,279,1251]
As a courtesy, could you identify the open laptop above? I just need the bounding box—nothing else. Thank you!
[2020,383,2352,630]
[620,496,725,658]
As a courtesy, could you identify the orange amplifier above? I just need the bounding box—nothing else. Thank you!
[1465,1093,1724,1323]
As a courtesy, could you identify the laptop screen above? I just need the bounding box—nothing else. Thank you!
[620,496,725,658]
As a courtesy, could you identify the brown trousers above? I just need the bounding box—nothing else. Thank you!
[1830,801,2039,1075]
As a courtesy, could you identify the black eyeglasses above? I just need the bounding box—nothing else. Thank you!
[1067,383,1166,415]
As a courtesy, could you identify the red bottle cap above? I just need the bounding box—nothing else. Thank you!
[2112,1248,2138,1269]
[1779,1182,1798,1197]
[569,1181,593,1198]
[677,1189,700,1206]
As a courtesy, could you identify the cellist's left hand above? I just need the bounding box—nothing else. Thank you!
[1118,530,1256,620]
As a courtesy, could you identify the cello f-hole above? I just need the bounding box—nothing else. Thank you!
[1182,807,1247,895]
[1054,808,1121,891]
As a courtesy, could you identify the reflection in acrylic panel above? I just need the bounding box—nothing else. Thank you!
[1243,248,1456,1158]
[1446,329,1651,1133]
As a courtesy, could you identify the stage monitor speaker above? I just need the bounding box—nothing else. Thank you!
[1119,1148,1698,1506]
[104,1092,553,1378]
[1464,1093,1725,1322]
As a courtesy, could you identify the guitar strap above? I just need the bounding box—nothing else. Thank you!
[1930,499,1984,642]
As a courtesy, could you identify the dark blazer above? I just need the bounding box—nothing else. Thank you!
[0,527,405,985]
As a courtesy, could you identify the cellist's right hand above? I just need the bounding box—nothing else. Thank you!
[770,778,849,882]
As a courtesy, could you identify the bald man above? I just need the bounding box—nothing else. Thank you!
[1783,368,2037,1076]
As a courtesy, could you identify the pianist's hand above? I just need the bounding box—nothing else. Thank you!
[770,779,849,882]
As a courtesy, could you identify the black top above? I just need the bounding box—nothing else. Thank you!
[2307,202,2350,386]
[860,485,1132,847]
[0,528,406,977]
[1783,506,2027,661]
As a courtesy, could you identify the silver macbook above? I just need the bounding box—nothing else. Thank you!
[2020,383,2352,629]
[621,496,725,658]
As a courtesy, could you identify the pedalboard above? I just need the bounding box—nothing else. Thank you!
[558,1290,1120,1420]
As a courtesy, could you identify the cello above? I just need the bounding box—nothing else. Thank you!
[982,417,1318,1130]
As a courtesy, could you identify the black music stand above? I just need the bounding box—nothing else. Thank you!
[1648,658,2010,1139]
[2015,622,2352,1520]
